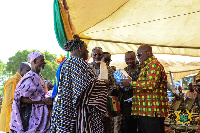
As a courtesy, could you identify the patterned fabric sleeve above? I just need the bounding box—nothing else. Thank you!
[19,78,45,101]
[131,61,164,91]
[5,82,16,108]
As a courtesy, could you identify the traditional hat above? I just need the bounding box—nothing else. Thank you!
[28,52,43,63]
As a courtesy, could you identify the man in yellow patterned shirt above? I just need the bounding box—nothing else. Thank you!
[121,44,168,133]
[0,62,30,132]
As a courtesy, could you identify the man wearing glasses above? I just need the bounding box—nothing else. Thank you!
[121,44,168,133]
[89,48,120,133]
[101,52,122,133]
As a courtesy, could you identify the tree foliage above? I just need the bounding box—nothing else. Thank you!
[0,59,6,96]
[0,60,7,86]
[6,50,59,84]
[0,60,3,76]
[41,51,59,83]
[6,50,31,75]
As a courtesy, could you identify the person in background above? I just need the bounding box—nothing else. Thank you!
[102,52,121,133]
[89,47,104,77]
[45,80,54,117]
[177,86,186,100]
[0,62,31,133]
[120,51,141,133]
[121,44,169,133]
[89,47,113,133]
[10,52,52,133]
[90,47,122,133]
[195,86,200,107]
[50,39,108,132]
[102,52,112,66]
[45,80,54,98]
[186,83,197,98]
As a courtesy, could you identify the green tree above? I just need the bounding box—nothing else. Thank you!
[41,51,59,84]
[6,50,31,75]
[0,59,6,96]
[0,60,3,76]
[6,50,59,84]
[182,76,193,89]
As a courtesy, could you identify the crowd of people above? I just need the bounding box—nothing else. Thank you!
[0,38,198,133]
[175,83,200,106]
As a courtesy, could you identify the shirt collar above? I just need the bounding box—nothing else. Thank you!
[16,72,22,79]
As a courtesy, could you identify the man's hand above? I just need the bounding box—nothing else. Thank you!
[120,77,132,87]
[43,97,53,106]
[104,79,110,87]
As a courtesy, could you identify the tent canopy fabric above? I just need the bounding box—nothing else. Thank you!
[104,54,200,82]
[58,0,200,81]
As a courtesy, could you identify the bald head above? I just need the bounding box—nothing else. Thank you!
[19,62,30,68]
[138,44,152,53]
[18,62,31,77]
[137,44,153,64]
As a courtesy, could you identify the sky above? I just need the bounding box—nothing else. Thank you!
[0,0,66,63]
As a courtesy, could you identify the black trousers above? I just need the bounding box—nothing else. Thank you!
[121,116,139,133]
[138,116,165,133]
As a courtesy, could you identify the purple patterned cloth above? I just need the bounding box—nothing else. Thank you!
[10,71,49,133]
[28,52,43,63]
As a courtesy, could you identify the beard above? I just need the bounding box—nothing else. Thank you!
[38,66,45,72]
[40,67,44,71]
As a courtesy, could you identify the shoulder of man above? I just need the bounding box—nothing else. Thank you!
[5,73,19,84]
[150,58,165,69]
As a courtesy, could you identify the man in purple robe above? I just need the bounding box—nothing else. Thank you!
[10,52,52,133]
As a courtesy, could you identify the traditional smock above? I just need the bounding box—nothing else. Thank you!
[10,71,49,133]
[131,56,169,117]
[50,56,107,133]
[0,72,22,132]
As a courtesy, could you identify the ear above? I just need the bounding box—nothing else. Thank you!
[78,47,82,52]
[19,67,23,72]
[34,59,37,64]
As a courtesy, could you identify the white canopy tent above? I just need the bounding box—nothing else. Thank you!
[61,0,200,81]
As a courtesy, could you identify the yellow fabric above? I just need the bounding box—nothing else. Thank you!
[79,34,91,47]
[65,0,200,81]
[66,0,200,56]
[58,0,73,40]
[0,72,22,132]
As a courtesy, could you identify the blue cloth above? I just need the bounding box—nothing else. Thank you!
[114,69,129,88]
[51,58,67,99]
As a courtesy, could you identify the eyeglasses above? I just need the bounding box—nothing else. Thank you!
[104,58,112,62]
[136,53,142,57]
[92,53,103,56]
[137,51,148,57]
